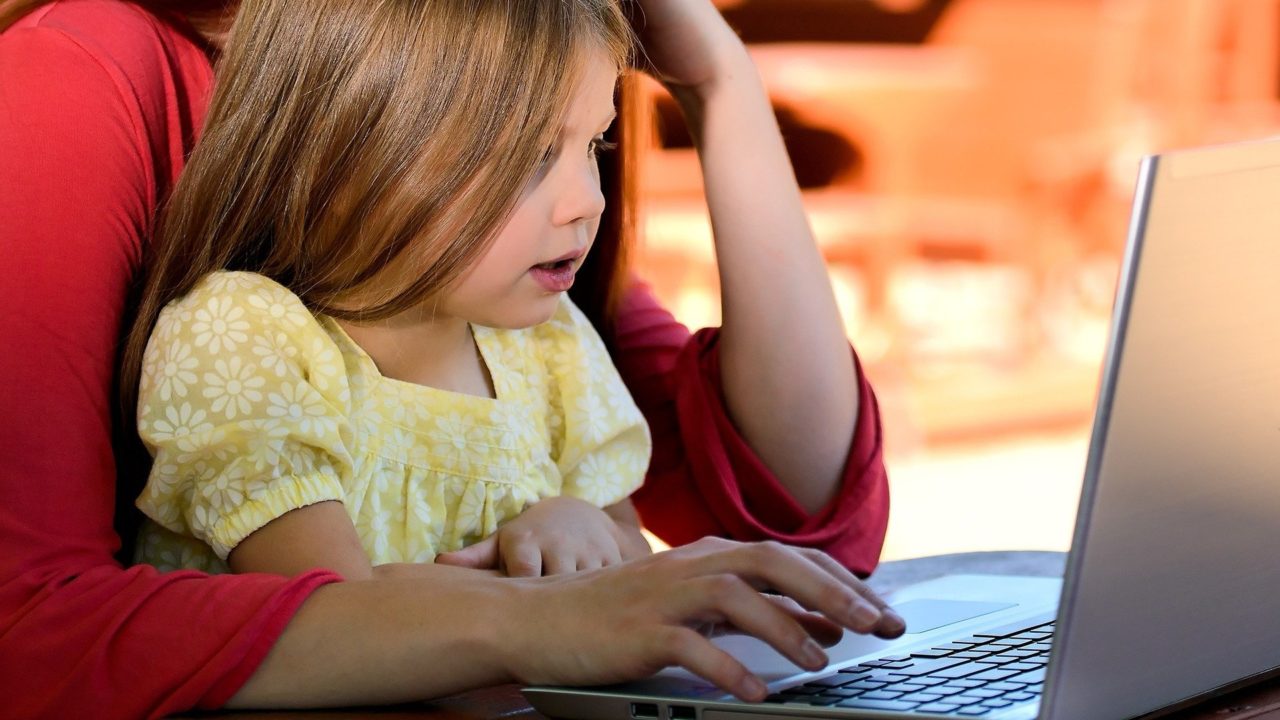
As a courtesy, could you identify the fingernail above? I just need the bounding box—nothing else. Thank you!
[739,675,767,700]
[802,638,828,668]
[852,602,881,627]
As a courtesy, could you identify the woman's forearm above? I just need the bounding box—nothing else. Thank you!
[227,568,517,709]
[672,50,859,514]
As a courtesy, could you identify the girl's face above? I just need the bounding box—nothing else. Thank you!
[438,47,619,330]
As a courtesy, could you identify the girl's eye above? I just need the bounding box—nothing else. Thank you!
[588,136,618,160]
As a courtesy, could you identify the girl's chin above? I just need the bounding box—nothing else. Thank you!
[473,295,561,330]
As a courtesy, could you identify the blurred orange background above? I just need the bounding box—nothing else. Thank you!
[633,0,1280,559]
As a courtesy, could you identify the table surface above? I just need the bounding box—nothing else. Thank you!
[176,552,1280,720]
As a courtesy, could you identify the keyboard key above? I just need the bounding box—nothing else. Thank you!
[947,679,987,689]
[1001,662,1042,673]
[989,681,1026,692]
[918,703,963,713]
[819,688,863,699]
[957,707,994,716]
[836,666,873,675]
[1006,691,1038,701]
[928,686,967,697]
[910,648,954,659]
[931,663,1001,679]
[800,675,850,689]
[969,668,1021,682]
[836,698,920,712]
[1010,668,1047,684]
[780,686,823,695]
[889,657,972,677]
[859,690,905,700]
[992,638,1032,647]
[845,679,888,691]
[933,642,979,653]
[959,688,1003,699]
[899,692,944,703]
[982,699,1014,708]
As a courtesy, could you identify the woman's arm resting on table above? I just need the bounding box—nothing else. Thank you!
[633,0,859,514]
[230,537,906,709]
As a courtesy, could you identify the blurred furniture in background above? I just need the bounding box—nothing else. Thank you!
[634,0,1280,446]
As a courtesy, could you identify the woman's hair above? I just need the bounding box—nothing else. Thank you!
[114,0,634,417]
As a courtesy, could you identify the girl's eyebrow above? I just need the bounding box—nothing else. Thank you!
[563,109,617,138]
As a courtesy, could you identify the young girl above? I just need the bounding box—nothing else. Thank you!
[122,0,652,579]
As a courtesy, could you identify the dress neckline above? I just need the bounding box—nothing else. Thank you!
[320,316,506,407]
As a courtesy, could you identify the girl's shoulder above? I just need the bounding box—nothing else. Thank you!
[158,271,322,340]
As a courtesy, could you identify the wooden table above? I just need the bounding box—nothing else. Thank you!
[178,553,1280,719]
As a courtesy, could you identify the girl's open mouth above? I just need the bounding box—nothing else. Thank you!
[530,258,577,292]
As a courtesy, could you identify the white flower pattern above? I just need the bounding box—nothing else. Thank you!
[135,272,648,570]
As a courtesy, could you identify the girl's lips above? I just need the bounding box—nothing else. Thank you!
[530,262,576,292]
[529,248,585,293]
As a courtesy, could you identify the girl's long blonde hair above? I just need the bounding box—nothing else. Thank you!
[113,0,633,417]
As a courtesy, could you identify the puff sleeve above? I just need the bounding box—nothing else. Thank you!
[136,272,355,560]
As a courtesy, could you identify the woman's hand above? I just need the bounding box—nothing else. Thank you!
[498,537,907,701]
[628,0,749,96]
[434,496,650,577]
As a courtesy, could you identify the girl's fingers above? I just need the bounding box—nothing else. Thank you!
[433,534,498,569]
[502,540,543,578]
[658,627,768,702]
[544,549,577,577]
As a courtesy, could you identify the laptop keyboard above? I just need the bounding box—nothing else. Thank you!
[763,619,1054,716]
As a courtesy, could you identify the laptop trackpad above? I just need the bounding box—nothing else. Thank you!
[893,598,1017,634]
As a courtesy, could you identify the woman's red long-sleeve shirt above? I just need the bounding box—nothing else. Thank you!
[0,2,889,718]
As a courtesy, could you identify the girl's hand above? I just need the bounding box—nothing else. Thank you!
[627,0,749,96]
[434,496,650,577]
[500,537,907,701]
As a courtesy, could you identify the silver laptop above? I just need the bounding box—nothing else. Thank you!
[524,135,1280,720]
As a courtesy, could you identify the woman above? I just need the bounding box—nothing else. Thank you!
[0,0,895,717]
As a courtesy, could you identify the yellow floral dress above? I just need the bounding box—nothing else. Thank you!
[134,271,651,573]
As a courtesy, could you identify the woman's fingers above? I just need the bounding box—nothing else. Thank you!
[678,574,830,673]
[658,627,768,702]
[682,541,885,634]
[798,549,906,639]
[763,593,846,647]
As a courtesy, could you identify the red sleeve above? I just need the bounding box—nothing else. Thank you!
[0,16,339,719]
[615,280,889,576]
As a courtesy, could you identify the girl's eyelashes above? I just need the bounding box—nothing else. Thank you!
[537,135,616,174]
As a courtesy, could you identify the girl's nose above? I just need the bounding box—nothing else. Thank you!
[552,161,606,227]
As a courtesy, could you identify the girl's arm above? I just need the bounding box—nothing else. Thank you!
[634,0,858,514]
[229,501,375,579]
